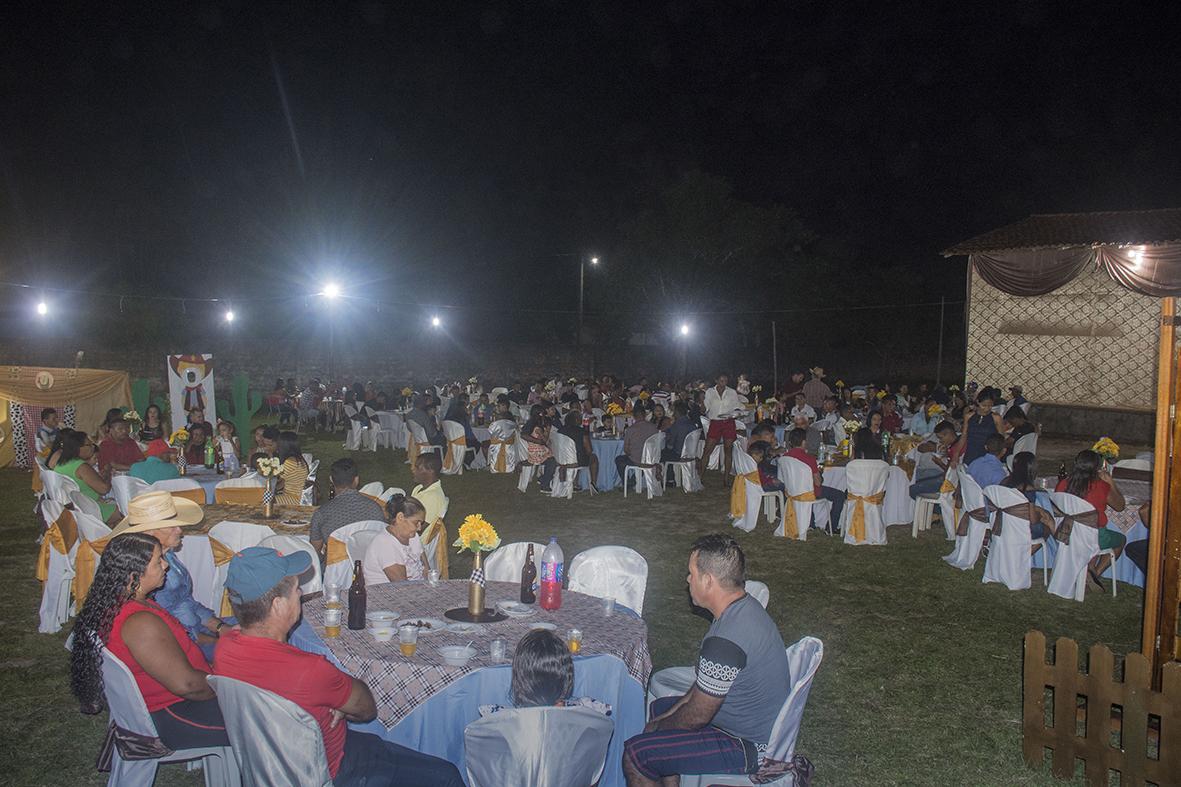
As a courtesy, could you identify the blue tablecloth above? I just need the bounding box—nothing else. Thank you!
[592,437,625,490]
[1030,491,1146,587]
[291,619,645,787]
[186,468,221,503]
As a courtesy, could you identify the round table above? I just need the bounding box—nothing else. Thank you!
[591,436,625,489]
[291,580,651,787]
[184,467,224,504]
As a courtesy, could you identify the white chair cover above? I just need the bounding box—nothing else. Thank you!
[662,429,704,493]
[1114,458,1151,471]
[38,499,79,633]
[775,456,832,539]
[378,486,404,502]
[623,431,665,499]
[258,535,322,596]
[323,520,387,589]
[487,419,520,474]
[1007,432,1039,470]
[374,411,406,451]
[483,542,546,583]
[40,469,80,505]
[840,460,890,546]
[112,476,152,517]
[463,706,614,787]
[548,431,591,499]
[343,404,378,451]
[68,488,106,524]
[568,545,648,615]
[215,473,264,489]
[207,675,329,787]
[358,481,384,497]
[103,649,240,787]
[1047,492,1105,601]
[152,477,204,494]
[441,420,468,476]
[729,446,764,534]
[981,485,1041,591]
[937,467,959,540]
[745,580,770,608]
[943,469,990,569]
[208,521,279,614]
[407,420,442,463]
[421,510,448,576]
[345,528,380,562]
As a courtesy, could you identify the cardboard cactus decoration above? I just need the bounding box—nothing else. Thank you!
[216,374,263,457]
[131,378,171,421]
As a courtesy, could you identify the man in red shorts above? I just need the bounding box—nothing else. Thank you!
[699,373,742,485]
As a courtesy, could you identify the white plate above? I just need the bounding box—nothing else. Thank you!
[529,621,556,631]
[446,622,480,634]
[394,617,448,634]
[495,601,536,618]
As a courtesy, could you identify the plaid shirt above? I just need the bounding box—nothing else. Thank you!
[309,489,387,543]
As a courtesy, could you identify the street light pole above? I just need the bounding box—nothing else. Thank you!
[576,255,599,346]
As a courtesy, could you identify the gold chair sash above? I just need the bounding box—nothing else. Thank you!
[325,537,349,566]
[441,436,467,472]
[729,471,762,518]
[489,438,512,472]
[214,486,264,505]
[207,537,237,617]
[72,536,112,605]
[170,487,206,506]
[846,490,886,543]
[35,509,78,582]
[781,490,817,539]
[939,477,955,494]
[31,461,43,494]
[420,518,449,578]
[1050,501,1100,546]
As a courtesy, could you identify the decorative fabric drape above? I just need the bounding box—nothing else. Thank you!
[970,244,1181,297]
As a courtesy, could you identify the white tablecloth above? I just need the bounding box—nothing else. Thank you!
[822,465,915,526]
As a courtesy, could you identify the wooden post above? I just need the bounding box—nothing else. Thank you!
[1143,296,1176,666]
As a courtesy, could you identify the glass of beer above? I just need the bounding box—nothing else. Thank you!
[566,628,583,655]
[324,584,342,610]
[398,624,418,657]
[324,608,342,638]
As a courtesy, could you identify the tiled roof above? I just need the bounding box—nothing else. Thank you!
[942,208,1181,256]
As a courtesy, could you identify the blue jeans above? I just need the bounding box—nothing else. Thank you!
[909,467,944,499]
[335,729,464,787]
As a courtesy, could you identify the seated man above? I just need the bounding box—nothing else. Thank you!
[558,411,599,491]
[410,452,447,527]
[406,396,446,448]
[661,401,697,463]
[1002,406,1035,456]
[97,416,145,474]
[624,535,790,786]
[967,433,1008,490]
[749,422,782,458]
[129,439,181,483]
[215,548,464,786]
[879,397,903,434]
[747,441,783,492]
[909,421,959,498]
[309,458,386,558]
[616,403,659,486]
[788,393,815,425]
[782,427,846,529]
[183,424,209,465]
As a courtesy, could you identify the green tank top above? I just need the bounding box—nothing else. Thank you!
[55,459,115,520]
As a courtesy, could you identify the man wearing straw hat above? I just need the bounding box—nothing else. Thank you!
[113,491,231,661]
[802,366,832,409]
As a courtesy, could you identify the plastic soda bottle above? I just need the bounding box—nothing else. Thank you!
[539,536,564,611]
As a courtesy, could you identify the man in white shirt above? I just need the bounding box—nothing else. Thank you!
[788,393,816,424]
[699,373,742,484]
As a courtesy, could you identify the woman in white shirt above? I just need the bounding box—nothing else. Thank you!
[362,494,431,585]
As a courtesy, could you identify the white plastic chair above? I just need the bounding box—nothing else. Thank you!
[69,488,106,524]
[549,431,593,499]
[343,403,378,451]
[358,481,384,497]
[568,545,648,615]
[678,636,824,787]
[38,499,79,633]
[407,419,444,464]
[112,476,152,517]
[943,469,991,570]
[152,477,205,496]
[745,579,770,608]
[40,468,80,505]
[259,534,322,596]
[1114,458,1151,471]
[102,649,240,787]
[775,456,832,539]
[662,429,705,493]
[840,459,890,545]
[378,486,404,502]
[483,542,547,583]
[1047,492,1117,601]
[981,485,1047,591]
[487,419,519,474]
[1006,432,1039,470]
[207,675,330,787]
[374,411,405,451]
[464,706,614,787]
[623,431,666,500]
[937,467,959,540]
[440,420,469,475]
[215,473,264,489]
[729,446,767,534]
[323,520,387,589]
[345,528,380,563]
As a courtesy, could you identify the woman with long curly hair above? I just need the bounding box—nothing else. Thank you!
[69,532,228,748]
[1055,449,1127,590]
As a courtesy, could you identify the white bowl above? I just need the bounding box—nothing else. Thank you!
[366,610,398,625]
[371,628,395,643]
[438,645,476,667]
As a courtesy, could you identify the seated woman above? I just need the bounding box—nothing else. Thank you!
[852,428,885,461]
[274,431,310,505]
[1056,450,1126,590]
[522,405,558,490]
[443,393,479,468]
[53,430,118,523]
[479,629,611,717]
[558,411,599,492]
[650,403,671,431]
[139,403,168,443]
[362,494,429,585]
[1002,451,1056,546]
[69,532,228,749]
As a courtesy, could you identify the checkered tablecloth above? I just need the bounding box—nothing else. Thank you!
[304,580,651,727]
[1036,477,1150,534]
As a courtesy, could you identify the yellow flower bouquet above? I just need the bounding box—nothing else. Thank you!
[835,379,845,388]
[400,386,413,397]
[453,514,501,554]
[168,428,190,447]
[123,409,142,425]
[255,456,283,477]
[605,402,624,416]
[1092,436,1120,462]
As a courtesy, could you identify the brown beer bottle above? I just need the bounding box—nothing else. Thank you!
[347,560,367,630]
[520,544,537,604]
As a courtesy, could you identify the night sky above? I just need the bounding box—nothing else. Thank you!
[3,2,1181,317]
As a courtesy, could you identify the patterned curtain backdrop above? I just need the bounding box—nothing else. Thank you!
[8,402,76,469]
[966,265,1158,411]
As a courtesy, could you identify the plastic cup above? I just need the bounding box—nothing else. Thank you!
[324,608,342,638]
[428,569,440,587]
[602,596,616,616]
[490,639,506,662]
[324,584,342,609]
[398,625,419,657]
[566,628,583,655]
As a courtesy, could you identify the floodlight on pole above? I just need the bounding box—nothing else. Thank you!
[37,301,48,316]
[224,309,235,323]
[578,253,601,346]
[680,322,690,336]
[322,282,341,299]
[431,315,441,328]
[590,256,599,265]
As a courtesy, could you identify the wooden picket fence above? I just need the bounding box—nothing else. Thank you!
[1023,631,1181,785]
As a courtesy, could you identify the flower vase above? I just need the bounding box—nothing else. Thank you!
[262,477,277,519]
[176,451,187,476]
[468,551,486,615]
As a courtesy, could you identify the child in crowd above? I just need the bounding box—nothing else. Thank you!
[747,440,784,492]
[217,420,241,459]
[479,629,611,717]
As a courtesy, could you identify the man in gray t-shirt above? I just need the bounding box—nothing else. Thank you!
[624,535,790,786]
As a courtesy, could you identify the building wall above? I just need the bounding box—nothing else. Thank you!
[966,264,1160,412]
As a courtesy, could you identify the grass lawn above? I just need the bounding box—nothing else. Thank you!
[2,431,1145,786]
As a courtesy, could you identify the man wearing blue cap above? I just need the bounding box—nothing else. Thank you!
[214,547,464,786]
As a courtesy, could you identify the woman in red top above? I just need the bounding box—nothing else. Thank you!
[1055,449,1127,590]
[69,532,228,748]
